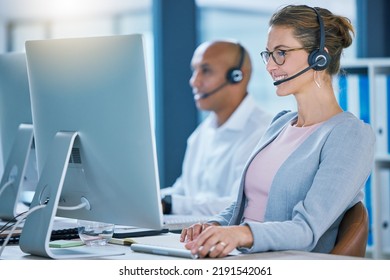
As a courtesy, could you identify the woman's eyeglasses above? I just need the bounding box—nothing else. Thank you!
[260,48,306,65]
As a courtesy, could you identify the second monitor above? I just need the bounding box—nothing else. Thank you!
[0,52,36,220]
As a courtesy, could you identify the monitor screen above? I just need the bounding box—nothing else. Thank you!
[19,34,163,258]
[0,53,33,165]
[0,52,37,220]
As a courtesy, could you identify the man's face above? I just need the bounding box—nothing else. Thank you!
[189,45,233,111]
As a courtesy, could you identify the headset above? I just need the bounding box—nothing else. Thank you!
[226,43,245,84]
[308,7,330,71]
[273,6,330,86]
[195,43,245,100]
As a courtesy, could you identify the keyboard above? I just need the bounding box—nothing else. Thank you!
[163,215,213,232]
[50,227,80,241]
[0,227,80,245]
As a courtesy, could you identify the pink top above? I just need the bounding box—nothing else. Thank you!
[243,121,322,222]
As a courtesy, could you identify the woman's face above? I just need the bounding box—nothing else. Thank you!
[264,26,313,96]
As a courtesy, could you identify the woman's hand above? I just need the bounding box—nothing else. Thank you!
[183,225,254,258]
[180,222,216,243]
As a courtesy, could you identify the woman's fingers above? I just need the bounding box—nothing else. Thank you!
[180,223,205,242]
[187,225,251,258]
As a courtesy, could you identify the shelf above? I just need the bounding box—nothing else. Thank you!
[340,58,390,259]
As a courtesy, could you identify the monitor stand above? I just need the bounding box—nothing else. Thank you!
[0,124,34,220]
[19,131,125,259]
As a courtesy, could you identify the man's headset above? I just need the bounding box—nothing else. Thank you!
[273,6,331,86]
[194,43,245,100]
[227,43,245,84]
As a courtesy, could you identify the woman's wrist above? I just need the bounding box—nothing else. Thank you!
[235,225,254,248]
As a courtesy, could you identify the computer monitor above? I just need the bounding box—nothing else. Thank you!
[19,34,163,259]
[0,52,36,220]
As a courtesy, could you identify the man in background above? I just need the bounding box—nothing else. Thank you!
[161,40,273,216]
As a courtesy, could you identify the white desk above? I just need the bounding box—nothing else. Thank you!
[1,239,362,260]
[1,216,364,260]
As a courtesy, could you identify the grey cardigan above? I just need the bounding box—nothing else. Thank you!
[211,111,375,254]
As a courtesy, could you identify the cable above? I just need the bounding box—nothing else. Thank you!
[0,179,15,198]
[0,210,27,234]
[57,202,86,211]
[57,197,90,211]
[1,197,89,256]
[0,204,46,257]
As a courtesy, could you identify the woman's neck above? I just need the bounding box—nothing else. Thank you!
[294,87,342,127]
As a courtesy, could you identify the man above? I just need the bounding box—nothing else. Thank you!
[161,40,273,216]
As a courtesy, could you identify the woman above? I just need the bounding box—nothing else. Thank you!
[180,5,375,258]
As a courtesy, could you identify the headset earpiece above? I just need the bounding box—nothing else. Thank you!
[226,68,243,84]
[308,49,330,71]
[308,7,330,71]
[226,44,245,84]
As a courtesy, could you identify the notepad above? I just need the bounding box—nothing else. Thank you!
[49,240,84,248]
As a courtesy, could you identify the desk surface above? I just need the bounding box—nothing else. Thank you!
[1,217,363,260]
[1,239,362,260]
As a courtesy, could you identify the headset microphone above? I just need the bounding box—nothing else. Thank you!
[194,81,230,100]
[273,57,324,86]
